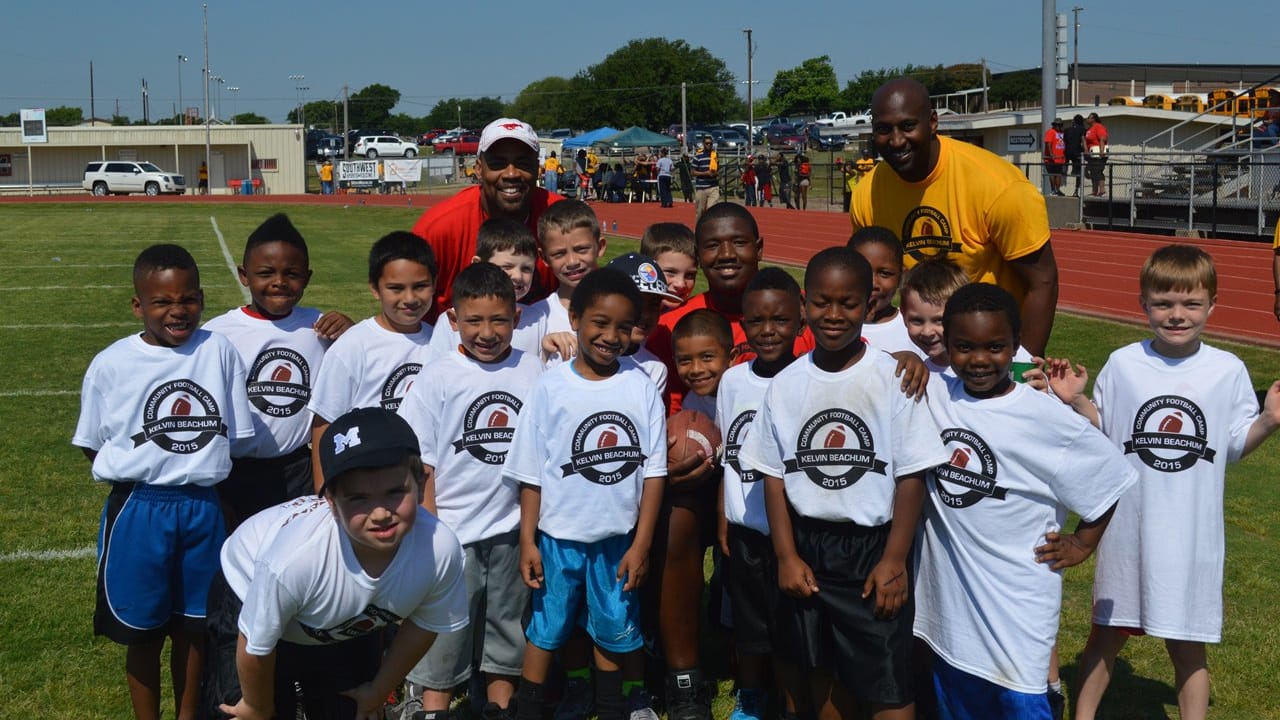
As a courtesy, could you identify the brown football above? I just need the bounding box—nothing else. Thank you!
[667,409,722,465]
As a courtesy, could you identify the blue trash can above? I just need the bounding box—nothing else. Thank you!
[242,178,253,196]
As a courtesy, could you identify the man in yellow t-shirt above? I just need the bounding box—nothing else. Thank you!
[851,78,1060,355]
[319,159,334,195]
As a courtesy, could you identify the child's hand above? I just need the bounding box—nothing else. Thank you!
[340,682,387,720]
[1044,357,1089,404]
[542,332,577,360]
[617,544,650,591]
[863,558,908,619]
[219,698,272,720]
[1034,531,1096,570]
[717,512,730,558]
[313,311,356,340]
[778,554,820,598]
[520,542,544,589]
[667,443,714,488]
[1262,380,1280,426]
[889,351,929,401]
[1022,357,1050,392]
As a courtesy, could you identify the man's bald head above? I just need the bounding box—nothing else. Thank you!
[870,78,939,183]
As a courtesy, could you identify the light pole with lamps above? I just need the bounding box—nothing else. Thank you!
[289,74,305,125]
[209,74,223,121]
[1072,6,1084,107]
[227,86,239,123]
[177,55,188,124]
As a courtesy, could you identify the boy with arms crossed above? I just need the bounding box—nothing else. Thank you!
[914,283,1136,719]
[398,263,545,720]
[210,408,468,720]
[739,247,948,720]
[74,244,253,720]
[1047,245,1280,720]
[203,213,354,525]
[505,268,667,720]
[308,231,437,489]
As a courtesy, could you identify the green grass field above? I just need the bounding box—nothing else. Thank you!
[0,203,1277,719]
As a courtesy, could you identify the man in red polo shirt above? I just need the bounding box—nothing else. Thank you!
[411,117,563,322]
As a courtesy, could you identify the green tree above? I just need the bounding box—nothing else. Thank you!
[45,106,85,126]
[348,83,401,129]
[231,112,269,125]
[290,100,341,130]
[840,67,903,110]
[509,76,578,130]
[424,97,506,130]
[0,112,19,127]
[989,71,1040,107]
[767,56,840,116]
[570,38,737,130]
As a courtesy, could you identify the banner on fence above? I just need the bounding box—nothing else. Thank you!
[338,160,379,182]
[384,159,421,183]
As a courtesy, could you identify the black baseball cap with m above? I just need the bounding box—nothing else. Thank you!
[317,407,420,495]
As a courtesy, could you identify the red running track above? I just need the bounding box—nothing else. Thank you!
[5,192,1275,347]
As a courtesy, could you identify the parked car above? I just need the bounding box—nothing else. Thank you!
[434,134,481,155]
[82,161,185,196]
[765,122,805,150]
[347,128,392,149]
[418,128,448,145]
[712,128,749,151]
[306,133,344,160]
[353,136,418,159]
[807,124,847,151]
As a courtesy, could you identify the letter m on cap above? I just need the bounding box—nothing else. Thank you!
[334,427,361,454]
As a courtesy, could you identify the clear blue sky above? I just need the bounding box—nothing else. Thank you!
[5,0,1280,124]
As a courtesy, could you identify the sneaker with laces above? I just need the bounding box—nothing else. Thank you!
[626,689,660,720]
[665,671,709,720]
[482,701,515,720]
[411,710,453,720]
[553,676,593,720]
[728,688,765,720]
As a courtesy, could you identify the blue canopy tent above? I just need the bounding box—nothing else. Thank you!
[561,127,620,149]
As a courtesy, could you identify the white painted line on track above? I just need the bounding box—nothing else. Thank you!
[211,216,251,305]
[0,263,133,269]
[0,546,95,563]
[0,284,123,291]
[0,389,78,397]
[0,322,135,330]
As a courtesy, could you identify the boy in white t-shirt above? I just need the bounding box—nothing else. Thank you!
[608,252,682,393]
[1046,245,1280,720]
[848,226,914,355]
[534,200,606,364]
[74,244,254,720]
[738,247,949,720]
[307,231,437,490]
[398,262,544,720]
[504,267,667,720]
[913,282,1136,719]
[425,217,551,363]
[670,309,732,420]
[205,407,468,720]
[716,268,807,720]
[203,213,355,526]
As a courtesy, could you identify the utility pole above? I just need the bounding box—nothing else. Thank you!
[142,78,149,124]
[343,85,350,159]
[89,61,96,125]
[177,55,188,124]
[203,3,210,182]
[744,28,754,157]
[981,58,989,113]
[1041,0,1057,194]
[681,82,687,157]
[1072,6,1084,107]
[289,74,306,125]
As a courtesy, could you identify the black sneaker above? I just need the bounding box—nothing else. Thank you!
[665,671,709,720]
[412,710,453,720]
[482,702,515,720]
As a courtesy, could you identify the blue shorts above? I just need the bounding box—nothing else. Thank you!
[525,532,642,654]
[95,482,226,644]
[933,657,1051,720]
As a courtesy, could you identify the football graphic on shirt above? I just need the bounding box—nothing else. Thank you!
[931,428,1006,508]
[453,391,523,464]
[131,380,225,454]
[1126,396,1215,472]
[900,206,962,262]
[247,348,312,417]
[786,408,886,490]
[379,362,422,412]
[561,412,646,485]
[171,395,192,416]
[723,409,759,483]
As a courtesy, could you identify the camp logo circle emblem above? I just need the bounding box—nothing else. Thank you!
[930,428,1007,508]
[379,363,422,412]
[453,391,523,465]
[130,380,226,454]
[901,206,961,262]
[246,348,311,417]
[560,412,646,485]
[785,409,886,490]
[724,409,759,483]
[1124,395,1215,472]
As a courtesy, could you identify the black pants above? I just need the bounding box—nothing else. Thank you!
[658,175,673,206]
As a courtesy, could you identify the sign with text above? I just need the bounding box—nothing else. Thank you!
[383,159,421,183]
[338,160,378,182]
[20,109,47,144]
[1006,131,1038,153]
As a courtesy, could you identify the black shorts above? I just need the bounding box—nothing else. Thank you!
[776,516,913,706]
[202,571,380,720]
[726,524,778,655]
[1044,161,1065,176]
[1086,156,1107,180]
[217,446,313,528]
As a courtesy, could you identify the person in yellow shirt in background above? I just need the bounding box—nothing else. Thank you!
[586,148,601,201]
[543,151,562,194]
[319,159,334,195]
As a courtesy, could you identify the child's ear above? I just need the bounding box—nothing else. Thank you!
[236,265,249,288]
[470,255,483,265]
[597,237,608,255]
[447,308,459,332]
[131,295,143,319]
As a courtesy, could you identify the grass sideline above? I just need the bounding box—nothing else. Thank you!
[0,202,1275,719]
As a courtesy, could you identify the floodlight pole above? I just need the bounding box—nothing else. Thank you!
[177,55,188,124]
[1072,6,1084,107]
[203,3,210,183]
[744,28,753,157]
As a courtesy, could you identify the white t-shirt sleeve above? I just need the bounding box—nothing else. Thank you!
[224,346,256,453]
[308,349,356,423]
[890,390,947,478]
[397,371,443,468]
[72,356,107,451]
[503,380,547,487]
[643,381,668,479]
[238,562,304,656]
[1225,362,1259,463]
[738,386,785,479]
[406,527,469,632]
[1048,423,1139,522]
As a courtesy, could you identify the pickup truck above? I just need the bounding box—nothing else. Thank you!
[815,111,872,128]
[434,134,481,156]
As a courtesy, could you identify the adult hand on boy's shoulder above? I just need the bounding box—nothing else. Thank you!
[778,554,820,599]
[617,544,651,591]
[340,682,387,720]
[1034,531,1096,570]
[863,558,908,618]
[219,698,273,720]
[889,350,929,401]
[313,311,356,341]
[520,541,544,589]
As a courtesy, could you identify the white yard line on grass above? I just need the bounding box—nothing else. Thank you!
[0,389,78,397]
[0,284,123,291]
[0,546,95,563]
[0,322,135,330]
[211,215,251,305]
[0,263,133,269]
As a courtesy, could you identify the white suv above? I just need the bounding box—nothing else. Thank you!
[83,161,186,196]
[353,136,417,159]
